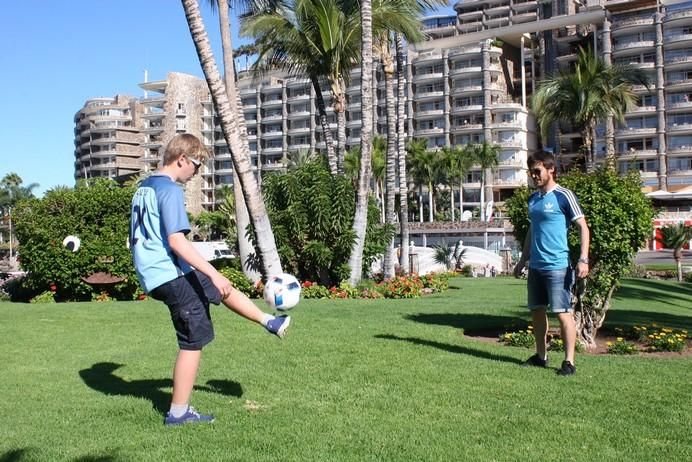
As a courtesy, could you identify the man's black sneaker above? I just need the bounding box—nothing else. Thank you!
[522,354,548,368]
[557,360,576,376]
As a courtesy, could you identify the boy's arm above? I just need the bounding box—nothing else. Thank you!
[513,224,532,278]
[168,232,233,299]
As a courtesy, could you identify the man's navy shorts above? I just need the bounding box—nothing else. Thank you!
[150,271,222,350]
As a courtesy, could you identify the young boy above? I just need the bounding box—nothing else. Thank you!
[130,133,290,425]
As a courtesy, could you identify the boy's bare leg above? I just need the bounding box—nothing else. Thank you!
[171,349,201,406]
[222,287,266,324]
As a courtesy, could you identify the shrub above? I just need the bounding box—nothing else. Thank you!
[300,281,331,299]
[420,272,451,292]
[13,179,138,301]
[219,267,256,298]
[547,334,585,353]
[505,169,655,347]
[378,276,424,299]
[499,326,535,348]
[262,161,393,286]
[644,327,688,352]
[606,338,639,355]
[29,290,56,304]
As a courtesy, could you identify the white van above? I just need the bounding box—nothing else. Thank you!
[191,241,235,262]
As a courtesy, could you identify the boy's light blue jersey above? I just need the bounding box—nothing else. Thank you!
[528,185,584,271]
[129,174,193,292]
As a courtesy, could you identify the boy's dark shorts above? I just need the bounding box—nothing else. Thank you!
[150,271,222,350]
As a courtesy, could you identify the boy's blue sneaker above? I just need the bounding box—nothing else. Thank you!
[164,407,214,426]
[266,315,291,338]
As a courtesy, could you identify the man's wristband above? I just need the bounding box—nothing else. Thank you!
[577,258,589,264]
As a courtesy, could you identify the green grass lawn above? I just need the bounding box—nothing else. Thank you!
[1,278,691,462]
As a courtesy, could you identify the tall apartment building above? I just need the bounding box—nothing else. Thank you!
[74,0,692,217]
[73,95,144,183]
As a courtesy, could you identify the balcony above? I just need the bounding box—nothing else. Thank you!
[412,72,444,83]
[415,108,445,119]
[414,90,445,100]
[615,127,657,137]
[613,40,655,52]
[262,146,283,154]
[664,8,692,23]
[665,33,692,45]
[414,127,444,137]
[452,104,483,114]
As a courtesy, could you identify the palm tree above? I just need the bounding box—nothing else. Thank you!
[241,0,361,175]
[467,142,500,222]
[395,33,409,273]
[282,148,317,170]
[408,143,442,222]
[347,0,374,285]
[657,223,692,283]
[0,173,38,263]
[405,138,429,222]
[450,146,475,221]
[371,136,387,221]
[532,47,649,171]
[207,0,261,282]
[181,0,283,277]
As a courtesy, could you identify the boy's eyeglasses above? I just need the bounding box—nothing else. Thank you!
[188,156,202,172]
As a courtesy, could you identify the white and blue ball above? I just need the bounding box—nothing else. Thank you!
[264,273,301,311]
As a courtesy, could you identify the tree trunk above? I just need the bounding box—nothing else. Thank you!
[218,0,260,282]
[335,78,347,175]
[573,279,617,349]
[459,179,464,220]
[396,34,409,274]
[675,250,683,282]
[382,40,397,279]
[311,76,338,175]
[348,0,373,285]
[181,0,282,278]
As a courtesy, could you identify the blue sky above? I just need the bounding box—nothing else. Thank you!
[1,1,456,196]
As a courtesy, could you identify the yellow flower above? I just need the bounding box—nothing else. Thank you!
[606,341,613,346]
[617,337,624,342]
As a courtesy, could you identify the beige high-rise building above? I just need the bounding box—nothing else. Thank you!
[74,0,692,221]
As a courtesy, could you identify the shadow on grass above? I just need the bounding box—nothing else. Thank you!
[616,279,692,307]
[405,312,529,335]
[79,362,243,414]
[604,309,692,331]
[0,450,30,462]
[375,334,523,365]
[1,448,125,462]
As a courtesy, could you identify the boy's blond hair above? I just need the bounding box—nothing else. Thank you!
[162,133,209,166]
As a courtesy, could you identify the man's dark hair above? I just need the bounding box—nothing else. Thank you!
[527,150,556,170]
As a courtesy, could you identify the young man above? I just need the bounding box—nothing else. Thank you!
[130,133,290,425]
[513,151,589,376]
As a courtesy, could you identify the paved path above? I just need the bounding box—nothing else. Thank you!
[635,250,692,265]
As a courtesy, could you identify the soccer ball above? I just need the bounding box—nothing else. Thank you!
[62,235,81,252]
[264,273,301,311]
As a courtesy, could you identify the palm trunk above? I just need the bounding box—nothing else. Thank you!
[218,0,260,282]
[181,0,282,278]
[459,179,464,220]
[335,78,347,175]
[348,0,373,285]
[427,183,434,222]
[479,173,485,221]
[382,40,397,279]
[311,76,338,175]
[396,34,409,274]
